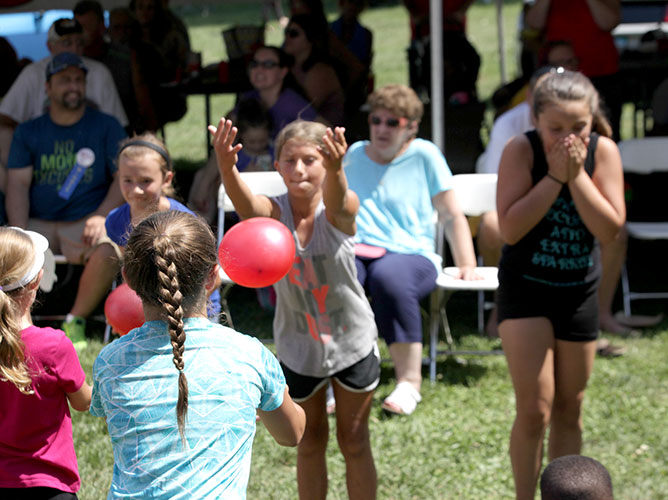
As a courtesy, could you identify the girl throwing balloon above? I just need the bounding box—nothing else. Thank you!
[211,119,379,500]
[496,69,625,499]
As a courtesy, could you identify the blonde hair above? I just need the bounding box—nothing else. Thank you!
[274,120,328,161]
[0,228,40,394]
[117,133,176,198]
[367,84,424,124]
[532,69,613,138]
[123,211,217,444]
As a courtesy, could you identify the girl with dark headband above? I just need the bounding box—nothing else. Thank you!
[62,133,222,344]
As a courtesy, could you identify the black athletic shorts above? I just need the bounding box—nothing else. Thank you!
[281,346,380,402]
[497,274,599,342]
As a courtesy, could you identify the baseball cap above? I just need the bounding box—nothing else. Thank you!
[47,18,84,43]
[45,52,88,80]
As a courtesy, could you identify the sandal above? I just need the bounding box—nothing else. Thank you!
[381,382,422,415]
[596,338,627,358]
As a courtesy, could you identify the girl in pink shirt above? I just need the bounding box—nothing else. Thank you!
[0,226,91,500]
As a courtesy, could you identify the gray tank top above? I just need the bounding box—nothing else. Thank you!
[272,194,378,377]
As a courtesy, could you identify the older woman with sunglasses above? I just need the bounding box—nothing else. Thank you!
[344,84,480,415]
[283,13,346,127]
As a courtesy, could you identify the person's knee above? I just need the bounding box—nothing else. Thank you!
[298,416,329,456]
[336,423,370,459]
[550,393,584,428]
[516,397,552,435]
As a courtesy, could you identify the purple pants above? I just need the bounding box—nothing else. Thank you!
[356,252,437,345]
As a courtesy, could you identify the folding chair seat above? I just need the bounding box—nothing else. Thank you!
[427,173,501,382]
[217,171,287,328]
[618,137,668,316]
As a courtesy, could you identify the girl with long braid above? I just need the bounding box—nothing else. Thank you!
[0,227,91,500]
[90,211,305,499]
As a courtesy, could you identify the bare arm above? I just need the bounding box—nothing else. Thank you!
[497,136,564,244]
[82,173,124,246]
[433,189,478,279]
[322,127,358,235]
[209,118,276,220]
[257,386,305,447]
[66,380,92,412]
[0,116,18,190]
[568,136,625,243]
[525,0,552,31]
[6,166,33,228]
[586,0,621,31]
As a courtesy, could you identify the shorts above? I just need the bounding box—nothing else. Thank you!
[27,217,120,264]
[281,346,381,402]
[497,273,599,342]
[0,487,78,500]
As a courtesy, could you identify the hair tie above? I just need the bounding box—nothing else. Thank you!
[118,140,172,170]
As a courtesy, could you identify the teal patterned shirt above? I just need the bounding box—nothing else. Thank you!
[91,317,285,499]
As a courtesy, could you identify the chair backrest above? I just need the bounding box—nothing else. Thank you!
[217,171,287,242]
[450,173,498,216]
[618,137,668,174]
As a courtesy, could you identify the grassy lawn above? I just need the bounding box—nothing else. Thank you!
[62,1,668,499]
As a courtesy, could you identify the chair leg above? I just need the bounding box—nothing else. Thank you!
[621,263,632,317]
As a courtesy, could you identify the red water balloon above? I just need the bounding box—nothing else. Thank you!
[219,217,296,288]
[104,283,145,336]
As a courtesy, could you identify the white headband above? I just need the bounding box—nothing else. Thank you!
[2,227,49,292]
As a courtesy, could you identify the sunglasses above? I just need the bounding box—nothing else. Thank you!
[369,115,406,128]
[285,27,301,38]
[249,60,280,70]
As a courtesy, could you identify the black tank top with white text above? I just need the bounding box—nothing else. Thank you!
[498,130,601,287]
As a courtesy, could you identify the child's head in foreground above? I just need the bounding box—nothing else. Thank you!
[540,455,614,500]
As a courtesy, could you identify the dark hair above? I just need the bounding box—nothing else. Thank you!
[288,13,330,72]
[253,45,294,69]
[73,0,104,21]
[117,133,176,199]
[123,211,217,444]
[540,455,614,500]
[532,69,612,138]
[236,98,273,138]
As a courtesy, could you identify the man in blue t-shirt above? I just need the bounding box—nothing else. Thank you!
[6,52,126,264]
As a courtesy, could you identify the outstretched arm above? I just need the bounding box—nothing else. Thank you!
[209,118,275,220]
[257,386,306,446]
[322,127,358,235]
[433,189,479,280]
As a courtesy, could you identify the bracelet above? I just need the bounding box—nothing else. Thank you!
[546,172,566,185]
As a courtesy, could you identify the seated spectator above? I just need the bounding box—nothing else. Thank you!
[234,99,274,172]
[106,7,165,132]
[0,37,30,98]
[188,45,317,223]
[540,455,614,500]
[330,0,374,118]
[6,53,125,271]
[130,0,189,82]
[74,1,160,133]
[344,84,479,415]
[130,0,190,124]
[283,14,346,127]
[0,18,127,194]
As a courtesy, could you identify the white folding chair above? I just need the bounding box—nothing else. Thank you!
[217,171,287,327]
[618,137,668,316]
[427,173,501,382]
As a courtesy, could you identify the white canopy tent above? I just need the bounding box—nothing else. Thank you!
[1,0,510,152]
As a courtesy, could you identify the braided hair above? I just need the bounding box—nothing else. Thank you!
[123,211,217,444]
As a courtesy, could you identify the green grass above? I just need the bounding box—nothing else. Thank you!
[73,289,668,499]
[64,1,668,498]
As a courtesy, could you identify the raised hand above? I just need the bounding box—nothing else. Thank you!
[208,118,243,175]
[319,127,347,172]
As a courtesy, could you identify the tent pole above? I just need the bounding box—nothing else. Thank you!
[430,0,445,152]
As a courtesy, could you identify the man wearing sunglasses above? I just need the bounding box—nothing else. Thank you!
[344,84,479,416]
